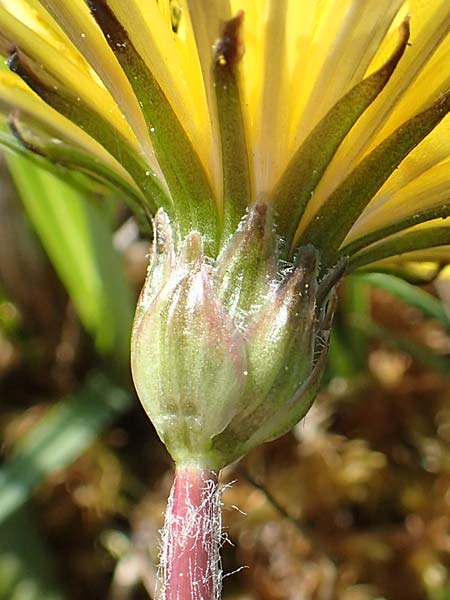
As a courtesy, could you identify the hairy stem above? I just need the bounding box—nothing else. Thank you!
[161,466,222,600]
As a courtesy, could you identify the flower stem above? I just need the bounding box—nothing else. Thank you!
[161,465,221,600]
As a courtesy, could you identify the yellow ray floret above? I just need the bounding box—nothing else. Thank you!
[0,70,134,184]
[0,3,139,149]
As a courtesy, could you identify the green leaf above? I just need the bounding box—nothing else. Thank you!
[328,275,371,376]
[5,152,134,362]
[351,316,450,375]
[357,272,450,329]
[0,372,131,524]
[343,276,371,362]
[1,124,149,225]
[0,507,65,600]
[359,262,443,286]
[328,330,357,379]
[427,585,450,600]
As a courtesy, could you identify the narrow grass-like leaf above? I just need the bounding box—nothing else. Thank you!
[5,152,134,362]
[1,123,148,224]
[0,371,131,524]
[343,276,371,369]
[357,272,450,328]
[361,263,444,286]
[0,127,29,155]
[328,331,358,379]
[351,316,450,375]
[429,585,450,600]
[0,507,65,600]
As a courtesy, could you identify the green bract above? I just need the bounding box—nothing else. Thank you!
[132,205,338,469]
[2,3,450,471]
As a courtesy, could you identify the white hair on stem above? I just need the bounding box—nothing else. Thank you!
[158,469,224,600]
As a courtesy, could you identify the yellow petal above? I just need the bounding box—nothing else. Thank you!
[1,0,87,68]
[38,0,158,169]
[105,0,218,192]
[289,0,405,150]
[184,0,232,196]
[348,159,450,243]
[0,4,138,150]
[305,0,450,227]
[0,70,135,186]
[372,243,450,265]
[231,0,406,198]
[252,1,289,197]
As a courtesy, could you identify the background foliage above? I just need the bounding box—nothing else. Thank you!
[1,152,450,600]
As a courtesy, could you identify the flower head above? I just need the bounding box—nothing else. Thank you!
[2,1,450,466]
[0,1,449,264]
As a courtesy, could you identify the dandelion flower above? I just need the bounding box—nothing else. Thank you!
[1,2,450,598]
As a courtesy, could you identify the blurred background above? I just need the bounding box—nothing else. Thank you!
[1,150,450,600]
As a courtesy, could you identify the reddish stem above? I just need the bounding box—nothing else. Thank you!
[162,466,221,600]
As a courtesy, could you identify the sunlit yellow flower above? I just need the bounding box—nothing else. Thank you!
[1,0,450,464]
[2,0,450,467]
[3,4,450,598]
[0,0,449,269]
